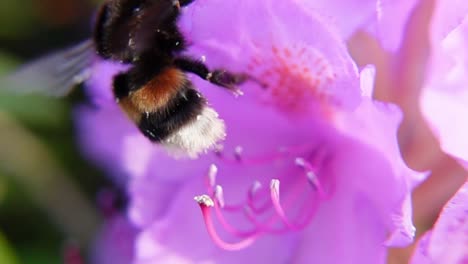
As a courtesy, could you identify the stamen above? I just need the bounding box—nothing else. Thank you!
[306,171,324,196]
[214,144,224,157]
[242,206,297,235]
[248,181,262,199]
[194,195,215,207]
[270,179,315,230]
[195,195,258,250]
[198,147,329,249]
[216,145,296,165]
[220,181,269,214]
[206,164,218,190]
[234,146,243,161]
[295,157,326,197]
[295,157,306,167]
[246,181,273,214]
[226,143,319,166]
[206,184,287,238]
[214,185,225,208]
[213,198,261,238]
[269,179,297,229]
[270,179,281,200]
[211,188,294,237]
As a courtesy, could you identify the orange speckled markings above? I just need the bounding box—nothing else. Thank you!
[247,44,337,117]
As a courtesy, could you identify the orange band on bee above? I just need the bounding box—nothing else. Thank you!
[129,67,185,113]
[118,97,142,123]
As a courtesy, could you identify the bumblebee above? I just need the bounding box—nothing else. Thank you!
[5,0,250,157]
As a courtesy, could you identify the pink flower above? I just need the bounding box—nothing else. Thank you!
[410,183,468,264]
[348,1,468,262]
[355,0,468,168]
[77,0,423,263]
[420,9,468,168]
[92,215,138,264]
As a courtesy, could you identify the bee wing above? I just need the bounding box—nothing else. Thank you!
[2,39,95,97]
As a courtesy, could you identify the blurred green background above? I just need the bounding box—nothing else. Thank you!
[0,0,115,263]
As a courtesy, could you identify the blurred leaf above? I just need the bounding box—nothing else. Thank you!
[20,247,60,264]
[0,51,17,72]
[0,112,100,246]
[0,231,19,264]
[0,177,62,264]
[0,91,69,129]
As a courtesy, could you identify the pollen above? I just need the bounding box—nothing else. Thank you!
[248,44,337,115]
[194,194,215,207]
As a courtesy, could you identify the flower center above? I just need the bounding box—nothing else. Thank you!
[247,44,337,116]
[194,145,332,250]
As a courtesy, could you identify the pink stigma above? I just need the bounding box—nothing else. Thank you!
[195,195,258,250]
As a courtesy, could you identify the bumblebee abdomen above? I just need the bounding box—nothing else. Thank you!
[116,67,206,142]
[138,87,206,141]
[129,67,186,113]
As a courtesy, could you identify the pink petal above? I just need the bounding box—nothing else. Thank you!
[411,183,468,264]
[133,179,298,264]
[91,216,138,264]
[421,17,468,167]
[300,0,378,38]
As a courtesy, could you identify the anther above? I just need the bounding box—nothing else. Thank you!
[295,157,326,197]
[295,157,306,167]
[306,171,319,190]
[270,179,281,200]
[214,144,224,157]
[195,194,257,250]
[249,181,262,198]
[269,179,303,230]
[214,185,225,208]
[207,164,218,188]
[194,194,215,207]
[234,146,243,161]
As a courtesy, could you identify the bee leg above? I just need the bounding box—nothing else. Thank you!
[173,56,248,95]
[207,70,249,92]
